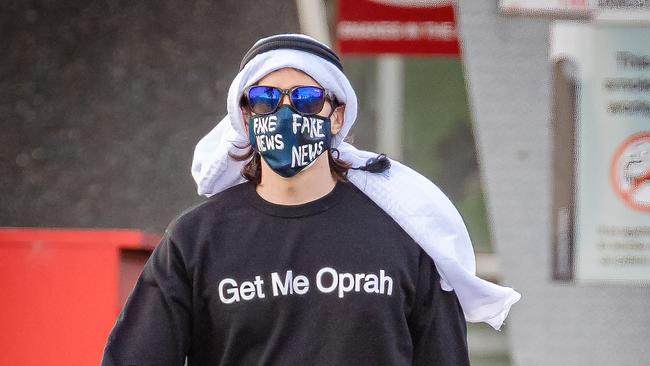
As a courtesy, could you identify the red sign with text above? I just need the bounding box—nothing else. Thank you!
[336,0,460,56]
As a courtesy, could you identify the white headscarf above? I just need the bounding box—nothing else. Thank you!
[192,34,520,330]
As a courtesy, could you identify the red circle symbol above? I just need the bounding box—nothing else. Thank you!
[610,132,650,213]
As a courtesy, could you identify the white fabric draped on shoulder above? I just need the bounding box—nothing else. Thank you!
[191,34,520,330]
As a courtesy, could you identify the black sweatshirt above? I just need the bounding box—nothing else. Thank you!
[101,180,470,366]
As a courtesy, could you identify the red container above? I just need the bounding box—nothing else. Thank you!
[0,228,158,366]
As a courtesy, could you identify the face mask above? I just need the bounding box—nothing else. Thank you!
[248,105,332,178]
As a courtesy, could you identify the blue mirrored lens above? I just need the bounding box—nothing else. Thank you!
[291,87,325,114]
[248,86,281,114]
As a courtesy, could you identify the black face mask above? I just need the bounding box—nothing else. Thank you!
[248,105,332,177]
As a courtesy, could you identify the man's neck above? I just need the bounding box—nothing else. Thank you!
[256,153,337,205]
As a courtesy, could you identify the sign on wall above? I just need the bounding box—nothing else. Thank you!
[336,0,460,56]
[551,22,650,283]
[500,0,590,14]
[500,0,650,15]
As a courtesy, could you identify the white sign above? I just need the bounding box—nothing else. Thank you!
[501,0,650,15]
[551,22,650,283]
[500,0,591,14]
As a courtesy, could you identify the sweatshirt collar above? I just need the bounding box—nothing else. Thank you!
[244,180,348,218]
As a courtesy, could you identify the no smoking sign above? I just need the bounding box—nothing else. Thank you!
[611,132,650,213]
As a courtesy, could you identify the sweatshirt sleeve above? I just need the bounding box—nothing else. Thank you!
[101,229,192,366]
[408,250,471,366]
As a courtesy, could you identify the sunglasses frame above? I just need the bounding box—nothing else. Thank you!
[242,85,339,117]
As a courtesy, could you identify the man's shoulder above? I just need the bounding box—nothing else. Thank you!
[339,180,423,251]
[167,182,252,237]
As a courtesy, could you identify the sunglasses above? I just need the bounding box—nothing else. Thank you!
[242,85,338,116]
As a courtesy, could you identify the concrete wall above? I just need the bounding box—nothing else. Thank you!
[1,1,299,232]
[457,1,650,365]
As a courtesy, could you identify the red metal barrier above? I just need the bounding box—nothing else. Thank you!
[0,228,159,366]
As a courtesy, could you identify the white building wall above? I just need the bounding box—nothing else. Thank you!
[457,1,650,365]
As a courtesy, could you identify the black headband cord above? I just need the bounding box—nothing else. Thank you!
[239,35,344,72]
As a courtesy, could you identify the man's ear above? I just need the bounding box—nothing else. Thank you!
[330,105,345,135]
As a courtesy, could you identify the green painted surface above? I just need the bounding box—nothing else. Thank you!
[403,58,492,253]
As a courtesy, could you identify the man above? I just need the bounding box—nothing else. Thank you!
[102,34,519,365]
